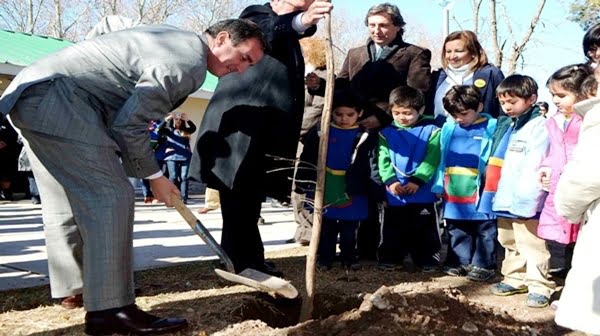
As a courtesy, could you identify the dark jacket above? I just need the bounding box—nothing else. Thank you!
[309,36,432,128]
[158,119,196,161]
[425,64,505,118]
[0,118,20,177]
[189,4,316,201]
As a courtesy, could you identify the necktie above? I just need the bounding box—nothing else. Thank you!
[375,47,383,60]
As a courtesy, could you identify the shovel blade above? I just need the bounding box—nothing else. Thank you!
[214,268,298,299]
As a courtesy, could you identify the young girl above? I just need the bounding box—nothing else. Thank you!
[553,66,600,335]
[537,64,593,280]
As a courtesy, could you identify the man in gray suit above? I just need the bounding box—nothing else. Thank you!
[0,19,266,335]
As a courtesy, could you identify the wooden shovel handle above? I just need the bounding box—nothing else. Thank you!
[170,193,236,273]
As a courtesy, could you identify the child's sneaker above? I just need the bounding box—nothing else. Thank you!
[526,293,550,308]
[466,266,496,282]
[377,263,398,271]
[443,264,470,277]
[490,282,528,296]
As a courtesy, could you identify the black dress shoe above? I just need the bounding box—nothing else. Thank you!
[253,262,284,278]
[85,304,187,335]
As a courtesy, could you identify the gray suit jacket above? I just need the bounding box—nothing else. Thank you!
[0,24,209,178]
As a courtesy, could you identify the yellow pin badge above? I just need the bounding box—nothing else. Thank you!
[474,79,486,88]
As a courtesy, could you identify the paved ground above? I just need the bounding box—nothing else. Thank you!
[0,194,298,291]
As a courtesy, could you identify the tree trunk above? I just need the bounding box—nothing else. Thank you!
[471,0,482,35]
[27,0,34,33]
[300,10,335,323]
[489,0,503,68]
[53,0,63,38]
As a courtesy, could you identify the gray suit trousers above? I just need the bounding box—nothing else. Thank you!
[10,82,136,311]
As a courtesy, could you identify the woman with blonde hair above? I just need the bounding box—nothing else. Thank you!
[428,30,505,125]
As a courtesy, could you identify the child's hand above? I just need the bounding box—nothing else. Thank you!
[404,182,420,195]
[537,167,552,191]
[388,181,403,195]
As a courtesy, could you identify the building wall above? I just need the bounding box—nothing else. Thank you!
[174,97,209,151]
[0,74,12,92]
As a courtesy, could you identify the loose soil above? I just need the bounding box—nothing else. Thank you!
[0,247,583,335]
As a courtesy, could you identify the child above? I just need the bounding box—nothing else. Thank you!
[483,75,555,308]
[377,86,441,272]
[537,64,592,281]
[432,85,498,281]
[553,66,600,335]
[296,91,379,270]
[536,101,549,117]
[580,72,598,99]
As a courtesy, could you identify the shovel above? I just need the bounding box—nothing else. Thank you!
[170,194,298,299]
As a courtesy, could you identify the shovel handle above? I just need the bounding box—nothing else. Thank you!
[171,193,236,273]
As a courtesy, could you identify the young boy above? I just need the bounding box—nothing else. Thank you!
[481,75,555,308]
[432,85,498,281]
[296,91,379,270]
[377,86,441,272]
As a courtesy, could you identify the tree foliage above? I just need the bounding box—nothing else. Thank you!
[568,0,600,31]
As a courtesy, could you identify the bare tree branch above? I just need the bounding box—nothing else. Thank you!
[0,0,47,33]
[451,14,463,31]
[506,0,546,74]
[471,0,483,34]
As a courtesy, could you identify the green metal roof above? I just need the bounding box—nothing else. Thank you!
[0,30,73,67]
[0,29,217,93]
[200,72,217,92]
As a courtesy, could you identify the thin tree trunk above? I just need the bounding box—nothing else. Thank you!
[300,10,335,322]
[53,0,62,38]
[27,0,34,33]
[489,0,502,67]
[471,0,482,35]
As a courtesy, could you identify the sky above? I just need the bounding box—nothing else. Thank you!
[334,0,586,113]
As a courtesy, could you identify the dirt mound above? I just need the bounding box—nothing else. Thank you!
[215,282,557,336]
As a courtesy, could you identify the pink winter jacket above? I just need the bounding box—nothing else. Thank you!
[538,113,582,244]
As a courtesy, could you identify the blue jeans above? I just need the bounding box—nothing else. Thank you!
[165,160,190,201]
[140,179,153,197]
[27,172,39,197]
[445,218,497,269]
